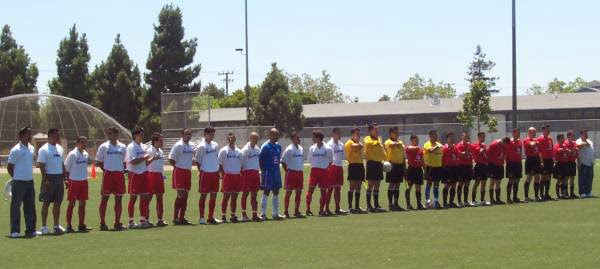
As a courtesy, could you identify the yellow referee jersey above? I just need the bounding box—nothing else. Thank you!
[364,135,386,162]
[423,140,443,167]
[344,139,363,164]
[384,139,405,164]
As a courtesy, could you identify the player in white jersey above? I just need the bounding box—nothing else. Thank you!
[37,128,66,235]
[326,128,347,215]
[168,128,194,225]
[281,131,305,218]
[64,136,92,233]
[146,132,167,227]
[195,127,222,224]
[240,132,262,222]
[125,126,152,229]
[307,130,334,216]
[218,133,243,223]
[96,127,127,231]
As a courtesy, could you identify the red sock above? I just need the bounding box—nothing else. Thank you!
[251,193,258,213]
[230,196,237,215]
[78,204,85,226]
[294,192,301,212]
[241,192,248,212]
[334,187,341,210]
[319,189,326,212]
[128,198,135,219]
[284,191,291,213]
[199,197,206,219]
[66,204,74,227]
[142,199,150,220]
[208,197,216,219]
[326,188,333,210]
[157,196,164,220]
[99,199,107,224]
[306,191,313,211]
[179,196,187,221]
[221,197,228,215]
[114,199,122,224]
[173,197,180,220]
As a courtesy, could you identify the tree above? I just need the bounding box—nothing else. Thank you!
[201,83,225,99]
[526,84,544,95]
[395,73,456,100]
[48,24,92,102]
[218,87,260,108]
[527,77,587,95]
[0,25,38,97]
[91,34,144,129]
[143,4,201,135]
[378,94,391,102]
[287,71,348,103]
[457,46,498,132]
[253,63,304,133]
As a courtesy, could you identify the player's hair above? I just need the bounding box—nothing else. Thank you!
[181,128,191,135]
[131,126,144,137]
[18,126,31,137]
[513,128,520,133]
[501,137,510,143]
[477,132,485,137]
[151,132,162,145]
[312,130,324,141]
[566,130,574,136]
[446,132,455,138]
[580,129,588,134]
[542,124,550,130]
[428,130,437,136]
[368,123,378,131]
[204,126,216,135]
[350,127,360,135]
[410,134,418,141]
[289,131,299,139]
[389,126,398,135]
[47,128,59,136]
[228,132,234,137]
[332,127,340,134]
[107,126,119,135]
[76,136,87,143]
[556,134,564,140]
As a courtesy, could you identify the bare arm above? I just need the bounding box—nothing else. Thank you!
[7,163,14,178]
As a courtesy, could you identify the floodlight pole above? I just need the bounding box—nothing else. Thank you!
[511,0,518,129]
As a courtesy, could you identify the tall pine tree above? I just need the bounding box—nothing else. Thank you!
[0,24,38,97]
[48,24,92,102]
[91,34,143,129]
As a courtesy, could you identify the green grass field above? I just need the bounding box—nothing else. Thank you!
[1,164,600,269]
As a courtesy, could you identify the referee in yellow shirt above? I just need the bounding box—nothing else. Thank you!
[344,128,367,214]
[423,129,443,209]
[384,127,406,211]
[364,123,387,212]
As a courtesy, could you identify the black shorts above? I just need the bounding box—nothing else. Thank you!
[406,166,424,185]
[366,161,383,181]
[347,163,365,181]
[385,163,405,183]
[39,174,64,203]
[442,166,459,184]
[473,163,488,180]
[506,161,523,179]
[566,162,577,177]
[525,156,542,175]
[488,164,504,180]
[459,164,473,181]
[425,166,443,182]
[542,158,554,175]
[554,162,569,178]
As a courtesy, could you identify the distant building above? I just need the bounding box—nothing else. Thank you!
[576,80,600,93]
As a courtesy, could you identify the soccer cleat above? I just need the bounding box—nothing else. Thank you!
[241,215,251,222]
[179,219,192,225]
[25,231,41,238]
[367,206,376,213]
[207,218,223,224]
[467,201,477,207]
[40,226,50,235]
[325,210,334,216]
[417,203,425,210]
[335,209,348,215]
[156,220,168,227]
[375,207,387,213]
[434,202,442,209]
[54,225,66,234]
[113,223,126,231]
[173,219,181,225]
[524,197,534,202]
[284,212,291,219]
[570,194,579,199]
[10,232,20,238]
[260,214,268,221]
[78,225,92,232]
[305,210,314,217]
[221,216,228,224]
[139,221,153,229]
[513,198,521,204]
[457,202,464,208]
[318,211,326,217]
[66,226,76,233]
[426,199,432,206]
[406,204,415,210]
[357,207,368,214]
[294,212,306,218]
[496,200,506,205]
[252,215,263,222]
[198,218,207,225]
[230,216,239,223]
[99,223,109,231]
[128,221,139,229]
[272,214,285,220]
[349,208,358,214]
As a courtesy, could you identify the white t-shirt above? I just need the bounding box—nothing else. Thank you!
[218,145,242,174]
[146,145,164,173]
[95,141,126,172]
[308,143,333,169]
[8,142,35,181]
[281,144,304,171]
[125,141,147,174]
[326,138,345,167]
[37,143,64,174]
[240,142,260,171]
[168,139,194,170]
[64,148,88,181]
[195,140,219,172]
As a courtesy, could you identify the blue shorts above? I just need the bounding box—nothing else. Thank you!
[261,169,282,191]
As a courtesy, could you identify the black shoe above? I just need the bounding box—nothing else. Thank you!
[367,206,376,213]
[375,207,386,213]
[325,210,334,216]
[305,210,314,217]
[406,204,414,210]
[570,194,579,199]
[434,202,442,209]
[66,226,76,233]
[349,208,358,214]
[113,223,126,231]
[417,203,425,210]
[524,197,534,202]
[99,223,109,231]
[318,211,326,217]
[394,205,405,211]
[335,209,348,215]
[294,212,306,218]
[230,216,238,223]
[284,212,291,219]
[357,207,368,214]
[78,225,92,232]
[156,220,168,227]
[496,200,506,205]
[179,219,192,225]
[173,219,181,225]
[513,198,521,203]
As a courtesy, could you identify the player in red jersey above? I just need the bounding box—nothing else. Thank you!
[536,125,554,200]
[565,130,579,198]
[487,137,510,204]
[405,135,425,210]
[505,128,523,203]
[470,132,490,206]
[456,132,475,207]
[553,134,570,199]
[523,127,542,202]
[441,132,460,208]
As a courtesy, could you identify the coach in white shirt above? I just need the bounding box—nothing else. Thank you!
[37,128,66,235]
[7,127,38,238]
[576,130,595,198]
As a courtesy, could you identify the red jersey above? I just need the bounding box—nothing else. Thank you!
[537,135,554,159]
[406,146,424,168]
[471,142,487,164]
[487,140,505,166]
[523,137,539,157]
[505,138,523,162]
[455,142,473,165]
[442,144,460,166]
[564,140,578,162]
[553,143,569,163]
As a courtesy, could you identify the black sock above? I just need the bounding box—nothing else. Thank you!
[442,187,449,205]
[480,189,486,201]
[405,189,411,207]
[512,183,519,200]
[534,182,540,198]
[366,191,372,208]
[524,181,531,198]
[373,191,380,208]
[545,181,551,197]
[348,191,354,209]
[387,190,393,206]
[354,191,361,209]
[570,185,575,196]
[489,189,495,201]
[506,182,512,201]
[463,184,469,202]
[471,186,478,202]
[416,191,422,205]
[457,186,463,204]
[563,185,568,197]
[393,190,400,206]
[495,188,501,201]
[449,187,456,204]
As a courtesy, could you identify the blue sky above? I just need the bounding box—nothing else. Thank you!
[3,0,599,101]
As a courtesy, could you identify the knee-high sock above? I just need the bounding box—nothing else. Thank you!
[457,185,463,204]
[393,190,400,206]
[199,198,206,219]
[156,196,163,220]
[114,199,122,224]
[405,189,411,207]
[416,191,422,205]
[512,183,519,200]
[208,197,216,220]
[387,189,393,206]
[366,190,372,208]
[294,191,301,212]
[489,189,494,201]
[354,191,361,209]
[179,196,187,221]
[555,181,561,197]
[251,193,258,214]
[524,181,531,198]
[442,187,449,205]
[284,191,291,213]
[433,186,439,202]
[534,182,540,198]
[221,197,229,215]
[128,198,135,219]
[425,184,431,200]
[373,191,380,208]
[570,184,575,196]
[480,187,486,202]
[319,189,326,212]
[449,187,455,204]
[99,199,107,225]
[463,184,469,202]
[305,191,313,212]
[348,190,354,209]
[471,185,478,202]
[78,204,85,226]
[241,192,248,212]
[506,182,512,201]
[67,204,74,227]
[334,188,341,210]
[173,197,180,221]
[495,188,501,201]
[272,195,279,216]
[261,194,268,216]
[230,196,237,214]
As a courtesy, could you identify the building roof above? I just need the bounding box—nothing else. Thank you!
[199,92,600,123]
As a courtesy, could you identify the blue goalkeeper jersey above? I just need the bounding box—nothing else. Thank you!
[259,141,281,172]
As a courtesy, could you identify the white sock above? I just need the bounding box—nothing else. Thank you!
[272,195,279,216]
[261,194,268,216]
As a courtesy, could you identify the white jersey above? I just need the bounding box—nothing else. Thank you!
[308,143,333,169]
[326,138,345,167]
[146,145,164,173]
[281,144,304,171]
[37,143,64,174]
[240,142,260,171]
[125,141,147,174]
[64,148,88,181]
[168,139,194,170]
[7,142,35,181]
[96,141,126,172]
[195,140,219,173]
[218,145,242,174]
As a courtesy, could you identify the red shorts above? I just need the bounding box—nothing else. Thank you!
[128,171,149,195]
[101,171,125,196]
[67,180,88,201]
[172,167,191,191]
[328,165,344,187]
[242,170,260,192]
[309,167,330,188]
[148,172,165,194]
[199,171,220,194]
[222,173,242,193]
[285,170,304,190]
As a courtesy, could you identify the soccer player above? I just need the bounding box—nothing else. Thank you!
[423,130,443,209]
[218,133,243,223]
[456,132,475,207]
[125,126,152,229]
[326,128,347,215]
[281,132,305,217]
[96,127,127,231]
[487,137,510,204]
[240,132,262,221]
[441,132,459,208]
[168,128,194,225]
[523,127,542,202]
[554,134,570,199]
[345,128,367,214]
[384,127,406,211]
[146,132,168,227]
[64,136,92,232]
[505,128,523,203]
[307,130,334,216]
[537,125,554,200]
[405,135,425,210]
[565,130,578,198]
[471,132,490,206]
[364,123,387,212]
[259,128,286,220]
[195,127,221,224]
[38,128,66,235]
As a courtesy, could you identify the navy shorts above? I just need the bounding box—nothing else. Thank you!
[260,169,282,190]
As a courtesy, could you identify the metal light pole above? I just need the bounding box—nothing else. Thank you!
[511,0,518,129]
[244,0,250,126]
